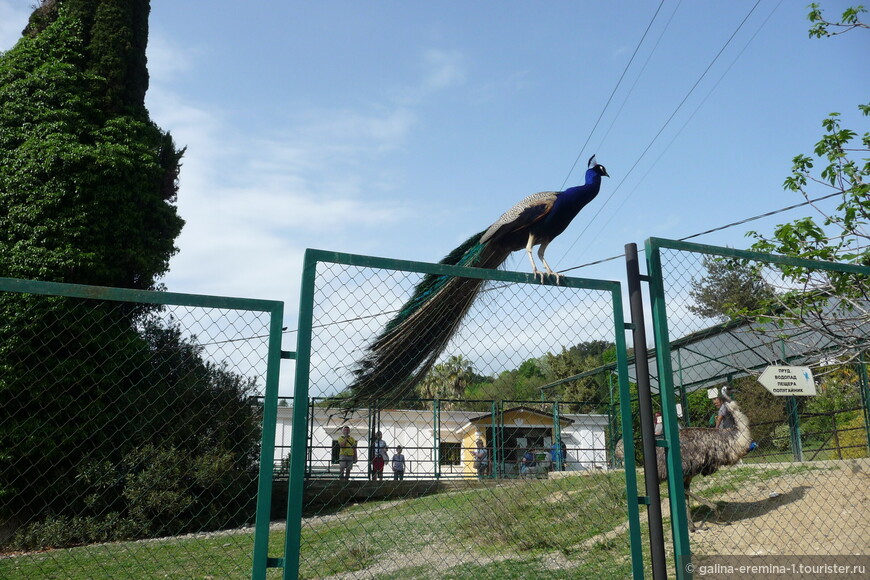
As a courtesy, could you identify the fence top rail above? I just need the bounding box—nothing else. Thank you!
[0,277,284,313]
[304,248,621,293]
[646,237,870,275]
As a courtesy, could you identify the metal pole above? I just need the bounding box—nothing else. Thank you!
[780,340,804,462]
[434,399,441,479]
[251,304,287,580]
[858,355,870,454]
[608,374,618,466]
[553,401,562,471]
[282,251,317,579]
[625,243,668,580]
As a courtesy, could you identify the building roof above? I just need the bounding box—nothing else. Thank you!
[631,303,870,394]
[541,301,869,398]
[466,405,575,425]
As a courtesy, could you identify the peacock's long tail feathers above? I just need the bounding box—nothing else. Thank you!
[343,231,512,410]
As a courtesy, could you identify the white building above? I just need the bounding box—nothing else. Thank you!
[273,404,610,479]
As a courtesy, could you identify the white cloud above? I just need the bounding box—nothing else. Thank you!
[146,33,198,82]
[146,76,415,305]
[392,48,467,105]
[271,107,417,160]
[421,49,466,92]
[144,35,471,321]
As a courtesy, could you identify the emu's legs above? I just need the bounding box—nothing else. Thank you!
[685,488,720,531]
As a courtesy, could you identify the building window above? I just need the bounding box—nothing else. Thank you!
[439,442,461,465]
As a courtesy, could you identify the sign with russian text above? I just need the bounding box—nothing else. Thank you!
[758,365,816,396]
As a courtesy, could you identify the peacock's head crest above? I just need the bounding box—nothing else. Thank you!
[588,155,609,178]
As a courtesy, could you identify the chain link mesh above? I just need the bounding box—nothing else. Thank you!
[653,243,870,566]
[283,260,640,578]
[0,286,276,579]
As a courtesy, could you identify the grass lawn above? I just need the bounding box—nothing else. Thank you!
[24,463,854,578]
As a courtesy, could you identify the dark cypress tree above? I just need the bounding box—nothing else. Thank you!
[0,2,257,548]
[4,0,184,289]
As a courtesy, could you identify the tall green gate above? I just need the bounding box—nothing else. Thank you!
[644,237,870,578]
[0,277,284,579]
[253,249,646,579]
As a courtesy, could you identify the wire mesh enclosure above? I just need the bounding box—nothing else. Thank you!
[0,278,284,580]
[265,249,645,579]
[644,238,870,576]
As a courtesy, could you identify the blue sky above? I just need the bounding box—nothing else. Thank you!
[1,1,867,393]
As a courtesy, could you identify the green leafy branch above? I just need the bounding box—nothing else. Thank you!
[807,3,868,37]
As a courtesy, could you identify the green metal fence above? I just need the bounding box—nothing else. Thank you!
[0,277,284,580]
[644,237,870,578]
[258,249,645,579]
[8,238,865,578]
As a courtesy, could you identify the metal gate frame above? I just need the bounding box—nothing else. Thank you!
[0,277,286,580]
[252,248,647,579]
[644,236,870,579]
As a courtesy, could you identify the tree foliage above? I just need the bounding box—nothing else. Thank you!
[688,255,777,321]
[0,1,184,289]
[807,2,868,37]
[744,4,869,363]
[1,305,261,550]
[0,2,261,550]
[540,341,615,410]
[417,355,476,409]
[748,5,868,265]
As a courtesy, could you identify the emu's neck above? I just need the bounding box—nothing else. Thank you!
[724,400,752,460]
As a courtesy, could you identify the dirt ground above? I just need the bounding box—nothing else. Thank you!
[314,459,870,578]
[688,457,870,556]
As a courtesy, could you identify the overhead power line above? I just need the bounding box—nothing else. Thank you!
[559,0,766,262]
[558,190,845,274]
[559,0,667,190]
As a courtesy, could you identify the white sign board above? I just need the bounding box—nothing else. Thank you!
[758,365,817,396]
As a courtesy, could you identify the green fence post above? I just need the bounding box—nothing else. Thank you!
[281,249,318,580]
[645,239,693,579]
[434,399,441,480]
[552,401,562,471]
[786,396,804,462]
[777,340,804,463]
[859,355,870,455]
[610,282,647,579]
[607,373,617,467]
[251,304,286,580]
[493,400,500,479]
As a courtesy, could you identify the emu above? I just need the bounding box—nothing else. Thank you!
[657,387,752,530]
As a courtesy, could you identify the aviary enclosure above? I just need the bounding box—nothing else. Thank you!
[1,237,868,579]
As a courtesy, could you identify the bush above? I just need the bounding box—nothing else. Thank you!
[8,444,257,550]
[839,414,870,459]
[772,424,795,451]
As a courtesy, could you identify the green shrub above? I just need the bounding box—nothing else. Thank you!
[839,414,869,459]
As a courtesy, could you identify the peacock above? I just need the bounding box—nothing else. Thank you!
[343,155,609,409]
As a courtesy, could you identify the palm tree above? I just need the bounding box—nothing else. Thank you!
[418,355,475,409]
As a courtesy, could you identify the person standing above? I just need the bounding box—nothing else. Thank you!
[472,439,489,479]
[714,397,735,430]
[551,438,567,471]
[371,431,389,480]
[337,426,357,481]
[391,445,407,480]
